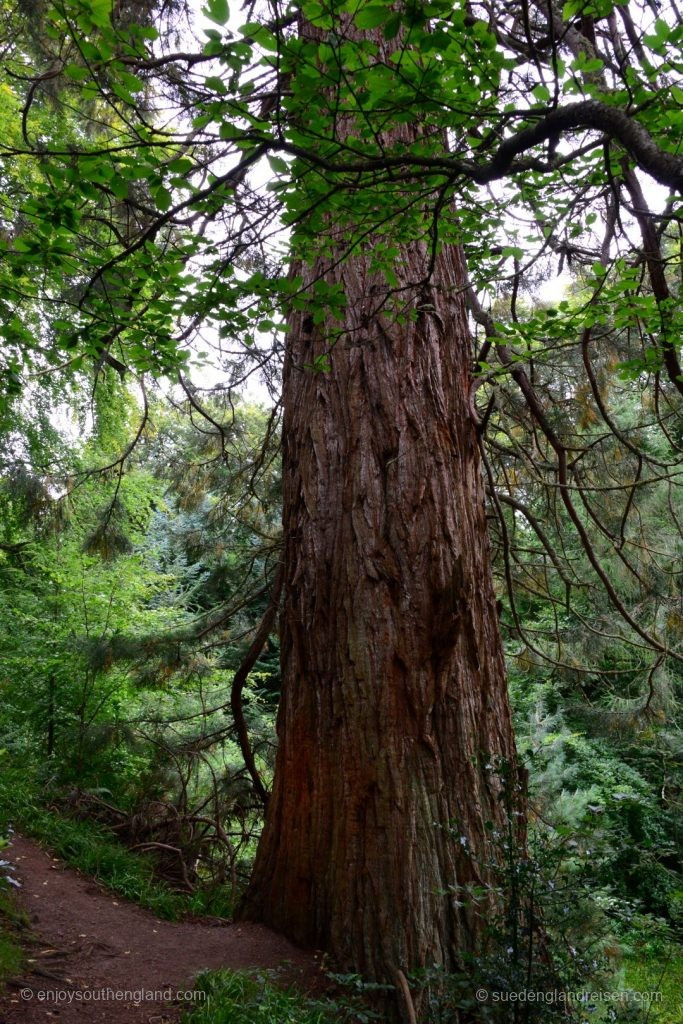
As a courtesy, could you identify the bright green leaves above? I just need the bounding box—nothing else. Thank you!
[272,1,506,285]
[279,0,505,152]
[55,0,112,33]
[304,353,332,373]
[645,16,674,49]
[356,63,401,110]
[354,5,392,28]
[241,24,279,51]
[502,246,526,261]
[86,0,113,29]
[0,130,195,384]
[63,63,90,82]
[0,0,680,413]
[151,185,173,212]
[532,83,552,104]
[562,0,616,18]
[570,51,606,77]
[204,0,229,26]
[616,347,665,381]
[267,154,289,177]
[110,68,145,104]
[204,75,228,95]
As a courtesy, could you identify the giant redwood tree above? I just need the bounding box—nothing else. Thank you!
[1,0,682,1013]
[243,188,521,982]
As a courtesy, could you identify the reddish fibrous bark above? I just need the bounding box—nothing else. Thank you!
[240,16,525,1005]
[242,237,523,979]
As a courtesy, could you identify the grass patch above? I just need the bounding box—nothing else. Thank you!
[0,763,232,920]
[0,930,23,987]
[183,971,337,1024]
[19,811,186,919]
[621,950,683,1024]
[0,881,24,989]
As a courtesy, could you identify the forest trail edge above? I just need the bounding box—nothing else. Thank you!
[0,833,319,1023]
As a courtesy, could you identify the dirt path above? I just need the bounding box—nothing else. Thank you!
[0,834,318,1023]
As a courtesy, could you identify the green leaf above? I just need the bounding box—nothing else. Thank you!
[383,13,402,38]
[111,82,137,104]
[532,83,551,103]
[654,17,670,39]
[355,5,390,28]
[117,70,144,94]
[300,2,332,26]
[152,187,173,212]
[204,75,227,94]
[64,64,89,82]
[267,155,289,174]
[205,0,229,25]
[88,0,112,28]
[167,157,194,174]
[304,353,331,373]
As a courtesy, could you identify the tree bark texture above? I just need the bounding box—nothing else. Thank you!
[242,15,524,994]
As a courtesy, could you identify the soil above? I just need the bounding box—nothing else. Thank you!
[0,833,320,1023]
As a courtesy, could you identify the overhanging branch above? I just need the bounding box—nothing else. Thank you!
[268,99,683,192]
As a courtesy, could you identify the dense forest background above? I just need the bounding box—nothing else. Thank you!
[0,0,681,1020]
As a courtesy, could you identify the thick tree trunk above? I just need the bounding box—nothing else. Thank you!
[240,14,524,1003]
[242,236,522,977]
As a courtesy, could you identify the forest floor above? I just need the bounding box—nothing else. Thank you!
[0,833,319,1023]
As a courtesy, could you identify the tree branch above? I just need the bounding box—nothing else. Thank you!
[267,99,683,192]
[229,562,284,808]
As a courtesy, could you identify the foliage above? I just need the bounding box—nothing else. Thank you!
[620,949,683,1024]
[0,889,24,991]
[0,0,678,709]
[182,970,335,1024]
[1,0,682,416]
[410,760,682,1022]
[183,969,399,1024]
[0,390,279,907]
[0,830,25,990]
[510,671,682,924]
[0,762,197,918]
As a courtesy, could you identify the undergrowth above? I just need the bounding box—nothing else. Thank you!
[620,948,683,1024]
[0,837,24,990]
[0,896,23,989]
[0,761,232,920]
[182,970,336,1024]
